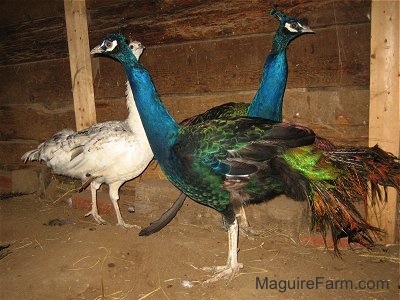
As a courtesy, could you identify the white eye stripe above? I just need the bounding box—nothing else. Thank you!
[284,22,300,33]
[101,40,118,52]
[108,40,118,51]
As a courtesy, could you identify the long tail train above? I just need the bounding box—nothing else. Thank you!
[307,144,399,252]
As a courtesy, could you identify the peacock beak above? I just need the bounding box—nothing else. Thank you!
[301,25,314,34]
[90,45,104,54]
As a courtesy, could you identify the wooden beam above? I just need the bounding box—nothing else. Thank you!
[64,0,96,130]
[368,0,399,243]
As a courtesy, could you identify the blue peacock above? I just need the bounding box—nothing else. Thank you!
[183,8,313,124]
[91,33,399,282]
[140,8,314,235]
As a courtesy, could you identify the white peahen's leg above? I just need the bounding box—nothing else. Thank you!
[109,182,139,229]
[85,181,107,224]
[203,218,243,283]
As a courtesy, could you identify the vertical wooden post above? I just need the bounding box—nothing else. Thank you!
[369,0,399,243]
[64,0,96,130]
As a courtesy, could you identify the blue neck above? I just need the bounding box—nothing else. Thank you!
[247,50,287,122]
[124,63,180,162]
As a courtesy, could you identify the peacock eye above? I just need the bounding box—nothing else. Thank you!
[284,21,300,33]
[129,44,134,49]
[105,40,113,48]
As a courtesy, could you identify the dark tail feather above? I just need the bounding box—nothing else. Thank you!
[366,145,399,200]
[314,136,336,151]
[79,175,98,192]
[309,181,384,254]
[310,144,399,253]
[326,144,399,199]
[21,149,40,163]
[279,143,398,254]
[139,192,186,236]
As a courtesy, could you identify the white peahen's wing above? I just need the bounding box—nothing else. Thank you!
[65,121,152,182]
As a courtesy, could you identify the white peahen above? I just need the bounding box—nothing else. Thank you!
[21,41,153,228]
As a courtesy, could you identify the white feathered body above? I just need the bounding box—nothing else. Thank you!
[22,81,153,187]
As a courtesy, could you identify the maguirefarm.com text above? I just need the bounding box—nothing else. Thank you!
[255,276,390,292]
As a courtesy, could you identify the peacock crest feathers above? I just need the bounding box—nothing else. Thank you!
[270,7,286,20]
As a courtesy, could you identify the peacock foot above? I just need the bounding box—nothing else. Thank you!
[239,226,262,240]
[202,262,244,283]
[201,218,242,283]
[116,221,141,230]
[85,210,107,225]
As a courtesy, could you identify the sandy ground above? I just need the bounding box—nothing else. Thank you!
[0,188,399,300]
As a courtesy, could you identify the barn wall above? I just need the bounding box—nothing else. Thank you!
[0,0,371,176]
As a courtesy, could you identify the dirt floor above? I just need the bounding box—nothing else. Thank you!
[0,184,399,300]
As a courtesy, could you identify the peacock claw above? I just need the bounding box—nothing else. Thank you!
[202,263,244,283]
[200,218,242,283]
[239,226,262,240]
[116,222,141,230]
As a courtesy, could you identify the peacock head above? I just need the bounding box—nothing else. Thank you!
[129,40,145,60]
[270,7,313,49]
[91,33,138,64]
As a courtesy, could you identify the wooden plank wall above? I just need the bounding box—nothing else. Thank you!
[0,0,371,176]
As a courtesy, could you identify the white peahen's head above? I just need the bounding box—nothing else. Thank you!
[128,41,145,60]
[124,40,145,123]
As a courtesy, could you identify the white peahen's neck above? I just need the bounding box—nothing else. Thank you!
[125,81,147,134]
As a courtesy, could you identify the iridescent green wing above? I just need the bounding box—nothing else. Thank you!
[176,117,315,178]
[180,102,249,126]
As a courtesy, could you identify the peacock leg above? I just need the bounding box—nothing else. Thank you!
[236,205,249,227]
[109,182,139,229]
[203,218,243,283]
[85,181,107,224]
[237,205,262,238]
